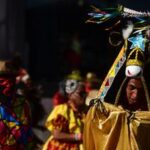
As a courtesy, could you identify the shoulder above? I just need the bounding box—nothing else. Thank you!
[53,103,68,112]
[47,104,69,120]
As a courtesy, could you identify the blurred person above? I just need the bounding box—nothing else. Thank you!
[11,53,45,148]
[11,64,46,149]
[85,72,101,106]
[43,79,87,150]
[0,60,34,149]
[11,53,31,96]
[85,72,100,93]
[52,70,83,107]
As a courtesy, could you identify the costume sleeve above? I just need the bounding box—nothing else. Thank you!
[23,100,32,124]
[14,98,34,147]
[45,104,69,132]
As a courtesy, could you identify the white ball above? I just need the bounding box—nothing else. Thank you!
[125,65,143,77]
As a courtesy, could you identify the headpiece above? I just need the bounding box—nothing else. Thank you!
[66,70,83,81]
[125,47,144,77]
[87,4,150,101]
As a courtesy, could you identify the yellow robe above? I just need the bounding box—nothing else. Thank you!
[43,104,85,150]
[83,102,150,150]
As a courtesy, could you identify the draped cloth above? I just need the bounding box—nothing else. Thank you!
[43,104,85,150]
[83,102,150,150]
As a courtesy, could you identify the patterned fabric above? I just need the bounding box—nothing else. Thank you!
[98,45,127,100]
[0,95,33,149]
[43,104,85,150]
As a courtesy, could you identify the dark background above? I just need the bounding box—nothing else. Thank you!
[1,0,150,91]
[25,0,150,81]
[26,0,110,83]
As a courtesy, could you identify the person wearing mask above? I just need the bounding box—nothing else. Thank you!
[52,70,83,107]
[43,79,87,150]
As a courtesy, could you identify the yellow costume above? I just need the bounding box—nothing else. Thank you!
[84,3,150,150]
[43,103,85,150]
[84,102,150,150]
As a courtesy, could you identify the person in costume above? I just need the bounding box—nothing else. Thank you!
[85,72,101,106]
[83,4,150,150]
[11,53,31,96]
[11,54,44,148]
[43,78,87,150]
[0,60,34,149]
[52,70,83,107]
[85,72,100,93]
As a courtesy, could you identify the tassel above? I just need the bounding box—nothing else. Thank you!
[122,21,134,40]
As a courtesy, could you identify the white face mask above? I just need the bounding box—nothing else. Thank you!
[65,79,78,94]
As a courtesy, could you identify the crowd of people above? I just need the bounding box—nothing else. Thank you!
[1,3,150,150]
[0,56,101,149]
[43,70,100,150]
[42,3,150,150]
